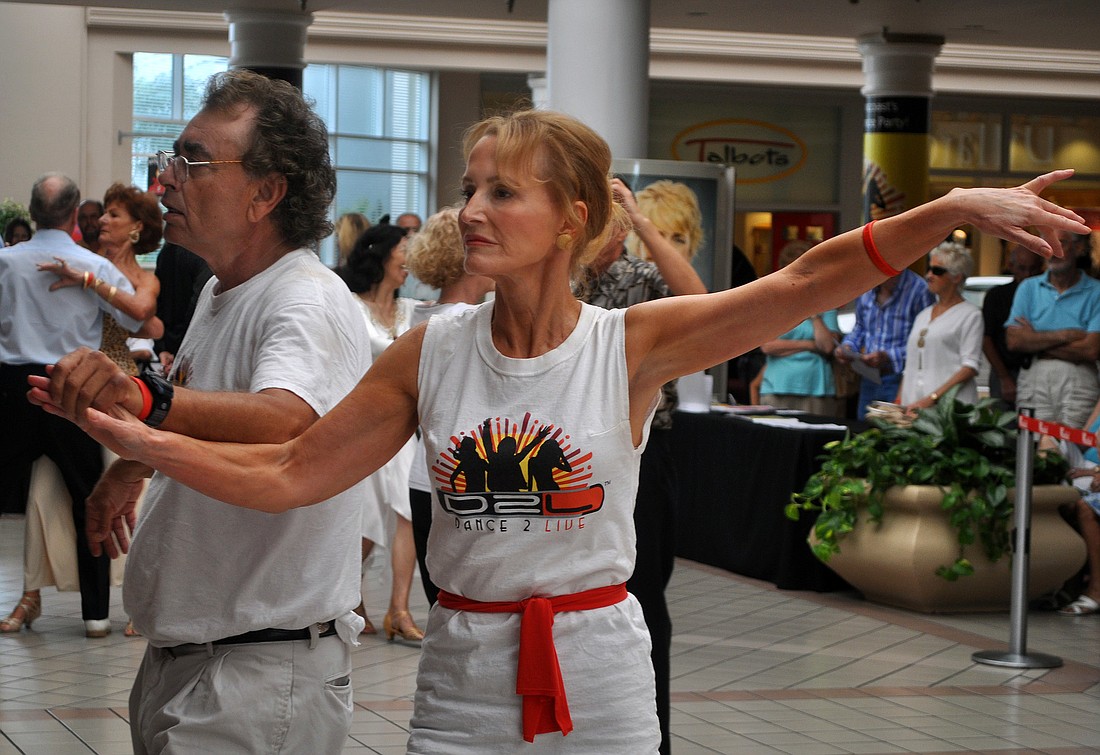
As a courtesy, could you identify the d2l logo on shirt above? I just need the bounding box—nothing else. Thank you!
[432,413,604,518]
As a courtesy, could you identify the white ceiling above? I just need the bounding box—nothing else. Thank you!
[10,0,1100,53]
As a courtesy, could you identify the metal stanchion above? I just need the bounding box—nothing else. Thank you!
[972,406,1062,669]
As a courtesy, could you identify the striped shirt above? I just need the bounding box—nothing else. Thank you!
[841,269,934,376]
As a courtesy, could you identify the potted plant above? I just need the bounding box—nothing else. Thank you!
[785,386,1086,612]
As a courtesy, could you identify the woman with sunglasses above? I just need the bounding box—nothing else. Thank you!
[898,241,984,411]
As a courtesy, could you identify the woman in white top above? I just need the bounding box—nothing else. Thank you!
[340,224,423,642]
[898,241,984,410]
[48,109,1087,752]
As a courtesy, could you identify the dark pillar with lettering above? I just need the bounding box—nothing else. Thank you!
[858,32,944,224]
[224,10,311,90]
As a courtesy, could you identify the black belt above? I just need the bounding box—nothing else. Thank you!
[212,621,336,646]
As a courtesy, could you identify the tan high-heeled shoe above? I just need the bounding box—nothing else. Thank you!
[0,592,41,633]
[383,611,424,643]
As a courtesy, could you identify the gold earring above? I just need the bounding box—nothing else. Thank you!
[129,228,141,244]
[556,233,572,251]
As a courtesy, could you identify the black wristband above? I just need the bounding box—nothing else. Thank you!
[137,368,174,428]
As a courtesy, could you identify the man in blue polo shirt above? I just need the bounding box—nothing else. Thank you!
[1006,230,1100,429]
[835,267,934,418]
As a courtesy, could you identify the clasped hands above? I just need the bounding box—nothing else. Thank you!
[26,348,155,557]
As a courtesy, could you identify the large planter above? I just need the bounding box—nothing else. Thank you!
[814,485,1086,613]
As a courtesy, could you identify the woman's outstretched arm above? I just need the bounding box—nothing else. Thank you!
[31,324,425,514]
[625,170,1091,429]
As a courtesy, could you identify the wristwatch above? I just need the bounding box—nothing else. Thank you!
[137,369,174,428]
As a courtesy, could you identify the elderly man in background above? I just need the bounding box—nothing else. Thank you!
[981,243,1045,407]
[76,198,104,253]
[835,265,935,418]
[31,70,371,753]
[0,174,139,634]
[1006,230,1100,428]
[395,211,422,235]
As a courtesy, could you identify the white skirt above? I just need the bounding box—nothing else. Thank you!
[24,450,140,591]
[408,594,659,754]
[360,435,417,543]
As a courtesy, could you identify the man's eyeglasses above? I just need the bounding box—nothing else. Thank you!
[927,265,949,276]
[155,151,243,184]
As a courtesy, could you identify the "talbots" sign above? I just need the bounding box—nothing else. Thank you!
[671,119,807,184]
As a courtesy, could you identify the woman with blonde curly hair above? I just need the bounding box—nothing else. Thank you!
[404,207,493,605]
[626,179,704,262]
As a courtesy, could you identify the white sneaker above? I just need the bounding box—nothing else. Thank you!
[84,619,111,638]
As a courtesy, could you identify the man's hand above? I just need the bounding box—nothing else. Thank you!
[862,350,893,371]
[26,348,142,423]
[86,460,151,558]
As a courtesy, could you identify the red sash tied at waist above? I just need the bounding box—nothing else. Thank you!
[436,582,628,743]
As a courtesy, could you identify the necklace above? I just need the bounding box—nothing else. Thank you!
[365,297,404,340]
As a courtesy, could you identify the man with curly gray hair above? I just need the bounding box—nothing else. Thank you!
[36,70,371,753]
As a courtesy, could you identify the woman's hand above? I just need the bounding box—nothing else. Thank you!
[610,178,643,226]
[36,257,87,291]
[951,170,1088,259]
[905,395,937,413]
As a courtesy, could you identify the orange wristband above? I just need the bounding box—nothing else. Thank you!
[862,220,901,277]
[131,376,154,421]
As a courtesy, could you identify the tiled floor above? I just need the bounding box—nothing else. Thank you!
[0,513,1098,754]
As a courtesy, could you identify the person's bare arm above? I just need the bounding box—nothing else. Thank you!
[38,327,424,515]
[613,178,707,296]
[28,348,318,443]
[39,259,159,323]
[624,170,1089,439]
[1005,315,1086,354]
[904,365,980,411]
[1044,332,1100,363]
[810,314,837,355]
[86,459,153,558]
[760,338,815,356]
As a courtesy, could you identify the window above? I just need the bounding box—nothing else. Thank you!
[131,54,432,266]
[131,53,229,191]
[304,63,431,265]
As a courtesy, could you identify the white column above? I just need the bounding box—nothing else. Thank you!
[546,0,650,158]
[858,32,943,99]
[526,74,549,110]
[224,10,312,89]
[857,32,943,222]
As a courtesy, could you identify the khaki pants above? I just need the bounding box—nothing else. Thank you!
[1017,359,1099,430]
[130,634,352,754]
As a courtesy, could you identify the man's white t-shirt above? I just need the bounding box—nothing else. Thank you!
[124,250,372,647]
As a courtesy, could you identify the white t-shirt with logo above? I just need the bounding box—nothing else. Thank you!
[408,301,660,752]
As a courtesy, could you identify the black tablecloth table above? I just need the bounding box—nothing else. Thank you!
[669,410,861,591]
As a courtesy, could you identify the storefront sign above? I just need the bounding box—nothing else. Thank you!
[671,119,807,184]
